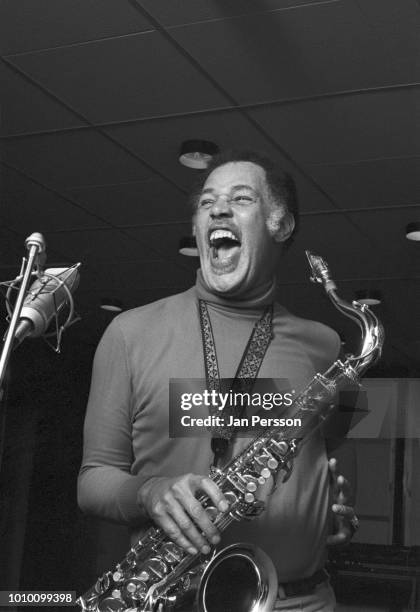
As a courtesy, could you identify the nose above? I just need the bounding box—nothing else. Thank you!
[210,194,233,218]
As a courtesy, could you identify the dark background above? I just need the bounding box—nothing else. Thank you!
[0,0,419,609]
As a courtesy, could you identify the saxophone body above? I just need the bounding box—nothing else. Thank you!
[77,252,384,612]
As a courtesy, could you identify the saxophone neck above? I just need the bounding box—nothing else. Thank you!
[305,251,384,376]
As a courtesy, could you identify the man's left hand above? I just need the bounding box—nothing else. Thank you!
[327,457,359,545]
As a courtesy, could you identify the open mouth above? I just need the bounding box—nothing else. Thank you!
[208,228,241,269]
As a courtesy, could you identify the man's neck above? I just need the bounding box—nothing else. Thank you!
[195,269,276,309]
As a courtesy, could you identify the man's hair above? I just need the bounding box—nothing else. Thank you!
[189,149,300,246]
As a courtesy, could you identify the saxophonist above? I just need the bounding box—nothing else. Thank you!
[78,150,358,611]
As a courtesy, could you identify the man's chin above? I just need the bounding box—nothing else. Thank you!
[202,265,246,296]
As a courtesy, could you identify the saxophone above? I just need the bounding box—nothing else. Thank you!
[77,251,384,612]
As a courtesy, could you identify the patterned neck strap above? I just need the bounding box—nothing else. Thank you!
[198,299,274,466]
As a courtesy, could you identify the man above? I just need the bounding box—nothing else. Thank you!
[78,150,356,611]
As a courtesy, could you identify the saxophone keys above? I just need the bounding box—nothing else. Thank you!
[205,505,219,521]
[126,550,137,568]
[261,467,271,479]
[95,579,102,594]
[244,492,255,503]
[138,571,150,581]
[95,572,111,594]
[124,578,148,595]
[122,577,148,605]
[162,542,184,564]
[246,481,257,492]
[267,458,278,469]
[224,491,238,505]
[97,596,126,612]
[148,557,169,578]
[273,440,289,455]
[112,571,123,583]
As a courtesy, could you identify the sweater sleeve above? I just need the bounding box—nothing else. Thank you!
[77,318,150,525]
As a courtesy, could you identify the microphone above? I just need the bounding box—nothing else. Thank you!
[13,266,80,346]
[25,231,47,271]
[25,232,46,254]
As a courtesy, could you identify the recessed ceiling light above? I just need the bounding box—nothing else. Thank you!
[178,236,199,257]
[100,298,123,312]
[355,290,382,306]
[178,140,219,169]
[406,222,420,241]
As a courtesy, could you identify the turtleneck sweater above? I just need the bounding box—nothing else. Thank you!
[78,271,340,582]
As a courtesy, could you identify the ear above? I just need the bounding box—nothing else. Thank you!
[275,212,295,243]
[267,210,295,243]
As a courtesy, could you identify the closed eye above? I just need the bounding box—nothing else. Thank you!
[233,195,255,204]
[198,198,215,208]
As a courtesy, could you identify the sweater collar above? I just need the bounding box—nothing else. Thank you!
[194,269,276,310]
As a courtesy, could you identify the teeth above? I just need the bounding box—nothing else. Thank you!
[209,229,238,243]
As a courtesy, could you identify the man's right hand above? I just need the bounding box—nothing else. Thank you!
[137,473,229,556]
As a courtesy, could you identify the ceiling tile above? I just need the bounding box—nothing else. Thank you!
[84,259,194,292]
[306,158,420,209]
[6,32,229,124]
[274,260,420,371]
[0,61,86,137]
[68,179,188,225]
[138,0,332,26]
[248,89,420,164]
[44,225,199,269]
[125,223,193,259]
[168,1,419,104]
[106,111,336,212]
[353,0,420,28]
[347,208,420,276]
[278,213,383,282]
[45,228,153,265]
[2,130,153,188]
[276,266,420,364]
[2,165,108,234]
[376,279,420,340]
[0,226,30,266]
[0,0,153,55]
[76,284,190,313]
[275,282,371,344]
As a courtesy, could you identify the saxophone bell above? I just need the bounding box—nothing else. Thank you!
[197,543,277,612]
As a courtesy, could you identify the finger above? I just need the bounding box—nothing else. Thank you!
[328,457,338,476]
[337,475,350,495]
[194,476,229,512]
[336,474,349,488]
[327,528,351,546]
[332,503,355,517]
[173,486,221,545]
[172,477,221,545]
[186,498,221,549]
[153,510,199,555]
[328,458,340,493]
[167,496,212,554]
[336,488,347,505]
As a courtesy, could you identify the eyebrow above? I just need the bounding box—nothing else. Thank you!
[199,184,257,196]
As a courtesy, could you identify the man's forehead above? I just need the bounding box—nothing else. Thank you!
[203,161,267,191]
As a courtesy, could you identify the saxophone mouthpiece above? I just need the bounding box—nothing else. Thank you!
[305,250,337,293]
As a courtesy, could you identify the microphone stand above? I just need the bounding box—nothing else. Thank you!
[0,233,45,392]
